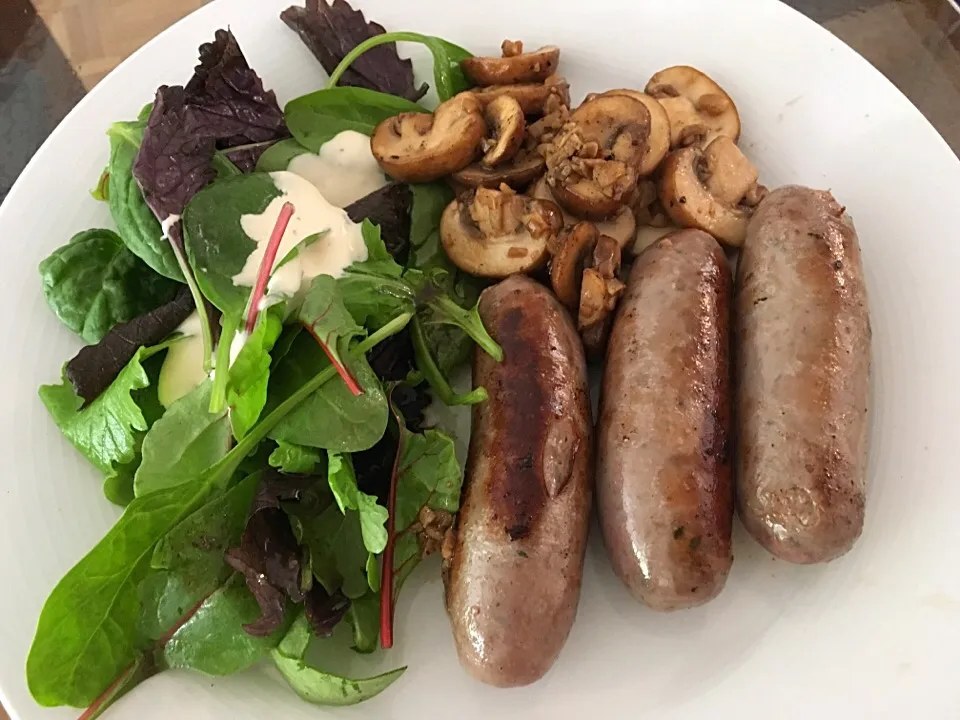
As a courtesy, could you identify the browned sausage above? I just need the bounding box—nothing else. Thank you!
[444,274,592,687]
[596,229,733,610]
[735,185,870,564]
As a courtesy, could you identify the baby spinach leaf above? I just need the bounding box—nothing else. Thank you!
[164,576,288,675]
[327,453,388,554]
[227,309,284,439]
[269,441,322,474]
[272,646,405,706]
[26,478,215,707]
[182,172,282,315]
[64,287,195,405]
[140,472,260,641]
[268,333,388,452]
[285,87,425,152]
[346,590,379,653]
[281,0,426,102]
[134,381,231,497]
[256,137,311,172]
[326,31,473,103]
[106,120,184,281]
[39,229,179,344]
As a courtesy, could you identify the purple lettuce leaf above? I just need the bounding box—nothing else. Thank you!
[303,585,350,638]
[281,0,427,102]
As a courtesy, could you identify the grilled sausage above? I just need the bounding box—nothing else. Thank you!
[444,274,592,687]
[596,229,733,610]
[735,185,870,564]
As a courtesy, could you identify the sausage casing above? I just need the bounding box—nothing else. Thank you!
[444,274,592,687]
[735,185,870,564]
[596,229,734,611]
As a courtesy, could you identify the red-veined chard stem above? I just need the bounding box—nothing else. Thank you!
[380,408,406,649]
[245,201,295,335]
[302,323,363,396]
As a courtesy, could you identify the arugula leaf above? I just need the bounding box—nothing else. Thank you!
[63,288,195,406]
[271,613,405,706]
[26,478,215,707]
[40,347,160,474]
[327,453,388,554]
[276,231,327,271]
[106,120,184,281]
[347,590,379,653]
[227,309,284,438]
[285,87,425,152]
[39,229,179,344]
[133,381,231,497]
[281,0,426,102]
[419,292,503,362]
[182,172,283,315]
[409,316,487,406]
[268,333,388,452]
[164,576,287,675]
[256,137,311,172]
[326,31,473,102]
[269,441,323,474]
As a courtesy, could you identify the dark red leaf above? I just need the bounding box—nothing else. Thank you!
[344,183,412,263]
[304,586,350,638]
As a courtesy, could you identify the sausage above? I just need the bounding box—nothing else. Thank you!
[444,274,592,687]
[596,229,733,610]
[735,185,870,564]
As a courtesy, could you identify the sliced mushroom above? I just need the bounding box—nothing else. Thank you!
[659,137,762,247]
[472,74,571,116]
[461,42,561,86]
[645,66,741,149]
[541,94,651,220]
[530,176,636,249]
[371,93,485,182]
[481,95,525,168]
[592,234,622,279]
[588,89,670,176]
[578,267,625,357]
[550,222,599,310]
[452,153,545,189]
[439,186,563,278]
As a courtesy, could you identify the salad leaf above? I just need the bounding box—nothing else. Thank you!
[164,576,287,675]
[182,172,282,315]
[91,168,110,202]
[303,584,350,637]
[281,0,426,102]
[106,119,184,281]
[40,347,158,474]
[64,287,194,405]
[327,31,473,103]
[134,381,231,497]
[226,309,284,439]
[285,87,425,152]
[327,453,388,554]
[346,590,379,653]
[298,274,366,392]
[410,316,487,406]
[39,229,179,344]
[269,441,322,474]
[256,137,311,172]
[344,183,412,263]
[268,333,388,452]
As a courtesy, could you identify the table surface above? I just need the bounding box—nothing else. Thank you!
[2,0,960,716]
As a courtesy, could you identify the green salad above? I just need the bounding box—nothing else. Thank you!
[27,1,501,715]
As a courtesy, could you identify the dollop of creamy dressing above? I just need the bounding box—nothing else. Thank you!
[157,311,209,408]
[233,171,368,299]
[287,130,388,208]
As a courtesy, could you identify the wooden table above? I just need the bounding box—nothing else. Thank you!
[2,0,960,717]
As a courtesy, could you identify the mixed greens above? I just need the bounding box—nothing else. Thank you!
[27,1,494,715]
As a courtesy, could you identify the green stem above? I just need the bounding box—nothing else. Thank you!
[168,237,215,373]
[427,296,504,362]
[209,313,239,414]
[410,316,488,406]
[326,32,429,89]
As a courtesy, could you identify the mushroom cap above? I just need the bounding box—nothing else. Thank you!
[371,93,486,183]
[700,136,759,205]
[452,153,546,189]
[550,222,599,310]
[481,95,526,168]
[590,89,670,175]
[530,176,636,249]
[659,144,754,247]
[570,94,651,169]
[462,45,561,86]
[439,187,563,278]
[548,167,635,220]
[645,66,741,149]
[472,74,570,115]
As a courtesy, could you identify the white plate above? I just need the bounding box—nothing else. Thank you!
[2,0,960,717]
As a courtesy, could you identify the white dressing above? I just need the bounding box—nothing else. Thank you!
[233,171,368,300]
[287,130,388,208]
[157,311,208,408]
[160,214,181,240]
